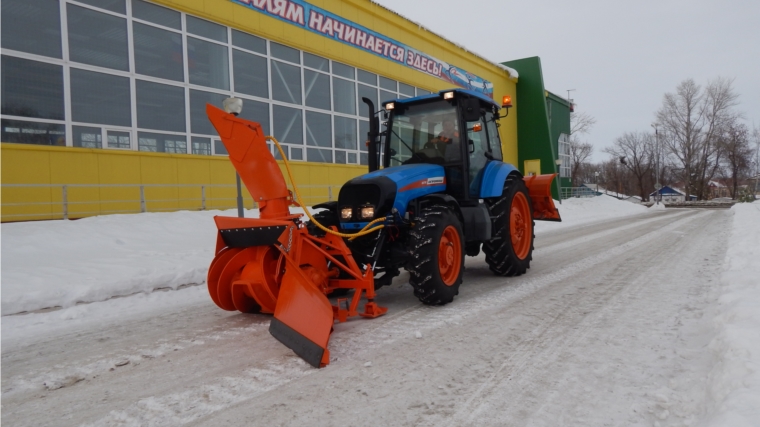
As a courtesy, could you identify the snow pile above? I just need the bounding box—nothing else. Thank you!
[1,198,646,315]
[704,202,760,426]
[535,195,648,233]
[1,209,222,314]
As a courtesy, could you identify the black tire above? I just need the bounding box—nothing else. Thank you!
[483,174,535,276]
[407,205,464,305]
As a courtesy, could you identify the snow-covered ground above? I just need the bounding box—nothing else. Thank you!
[2,197,758,426]
[1,196,645,317]
[703,202,760,426]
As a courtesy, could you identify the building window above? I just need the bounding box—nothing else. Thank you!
[273,105,303,145]
[108,130,131,149]
[133,22,184,82]
[304,53,328,72]
[233,50,268,98]
[304,70,330,110]
[192,136,211,155]
[1,119,65,146]
[136,80,186,133]
[333,77,355,115]
[138,131,186,153]
[270,42,300,64]
[1,56,64,120]
[357,84,378,113]
[76,0,126,14]
[559,133,571,178]
[187,37,229,90]
[186,16,227,43]
[237,98,271,136]
[334,116,357,151]
[67,4,129,71]
[70,69,131,127]
[1,0,62,59]
[132,0,181,29]
[190,90,226,135]
[357,70,376,86]
[73,126,102,149]
[232,29,266,54]
[271,60,302,105]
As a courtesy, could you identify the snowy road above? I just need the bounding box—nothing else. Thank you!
[1,208,733,426]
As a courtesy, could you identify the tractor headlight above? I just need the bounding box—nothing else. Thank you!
[340,207,353,220]
[360,205,375,219]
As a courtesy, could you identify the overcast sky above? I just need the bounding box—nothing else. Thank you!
[374,0,760,162]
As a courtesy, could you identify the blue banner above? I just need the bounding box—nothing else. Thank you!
[231,0,494,97]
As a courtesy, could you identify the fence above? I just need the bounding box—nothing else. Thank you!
[1,183,341,222]
[559,186,600,200]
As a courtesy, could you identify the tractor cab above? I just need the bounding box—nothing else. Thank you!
[364,89,510,204]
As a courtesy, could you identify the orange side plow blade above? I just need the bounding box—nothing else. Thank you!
[270,264,335,368]
[523,173,562,221]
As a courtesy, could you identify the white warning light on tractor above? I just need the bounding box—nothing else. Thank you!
[360,205,375,219]
[341,207,353,220]
[386,102,395,111]
[443,91,455,100]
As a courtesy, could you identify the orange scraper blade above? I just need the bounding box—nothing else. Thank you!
[270,266,335,368]
[523,173,562,222]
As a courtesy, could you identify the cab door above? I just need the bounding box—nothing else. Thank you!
[465,110,496,198]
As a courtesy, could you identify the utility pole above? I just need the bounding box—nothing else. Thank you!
[651,124,661,204]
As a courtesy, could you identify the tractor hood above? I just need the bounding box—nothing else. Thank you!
[338,164,446,229]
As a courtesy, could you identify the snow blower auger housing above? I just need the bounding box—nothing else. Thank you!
[205,89,560,368]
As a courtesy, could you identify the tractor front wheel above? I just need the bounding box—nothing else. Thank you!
[407,205,464,305]
[483,174,535,276]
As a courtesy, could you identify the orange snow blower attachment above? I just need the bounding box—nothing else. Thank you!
[205,103,386,368]
[523,173,562,221]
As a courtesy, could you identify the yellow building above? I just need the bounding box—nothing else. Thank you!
[1,0,531,222]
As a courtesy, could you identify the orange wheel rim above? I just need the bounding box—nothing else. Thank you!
[438,225,462,286]
[510,192,532,260]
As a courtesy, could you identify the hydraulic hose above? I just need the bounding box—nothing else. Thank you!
[266,136,385,239]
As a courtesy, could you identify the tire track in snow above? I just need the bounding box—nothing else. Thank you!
[327,210,690,362]
[72,212,696,426]
[1,210,696,426]
[446,212,710,426]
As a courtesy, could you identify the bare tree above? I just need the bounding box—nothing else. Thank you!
[569,140,593,187]
[720,121,753,198]
[656,77,739,200]
[569,110,596,186]
[571,111,596,136]
[604,131,654,200]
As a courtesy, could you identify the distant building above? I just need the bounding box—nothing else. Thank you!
[650,186,695,202]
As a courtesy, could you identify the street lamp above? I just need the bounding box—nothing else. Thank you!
[594,171,599,194]
[651,123,661,204]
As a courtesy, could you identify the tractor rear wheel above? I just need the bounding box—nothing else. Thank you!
[407,205,464,305]
[483,174,534,276]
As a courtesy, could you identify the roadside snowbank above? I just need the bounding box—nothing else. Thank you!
[535,195,647,233]
[704,202,760,426]
[1,197,646,315]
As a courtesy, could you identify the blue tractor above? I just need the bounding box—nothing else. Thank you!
[310,88,561,305]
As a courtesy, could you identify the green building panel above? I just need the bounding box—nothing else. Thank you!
[502,57,570,199]
[545,91,572,189]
